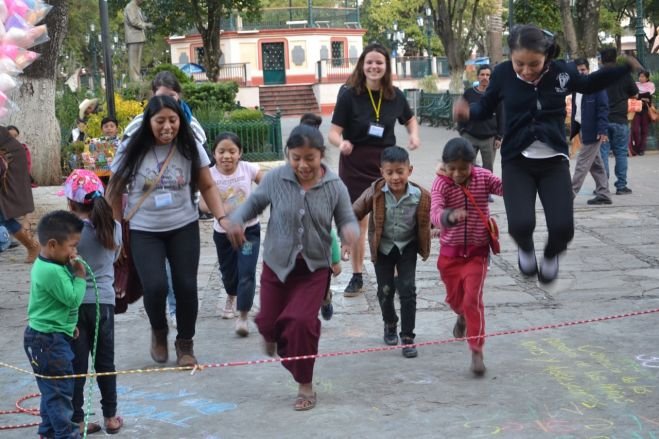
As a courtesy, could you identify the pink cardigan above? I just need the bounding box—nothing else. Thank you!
[430,166,503,257]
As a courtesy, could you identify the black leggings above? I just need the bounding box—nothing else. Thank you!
[502,155,574,258]
[131,221,200,339]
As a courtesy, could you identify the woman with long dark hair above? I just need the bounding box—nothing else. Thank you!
[453,24,641,283]
[328,42,420,297]
[108,95,228,367]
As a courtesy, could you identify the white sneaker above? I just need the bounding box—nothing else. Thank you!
[235,317,249,337]
[222,296,236,319]
[517,248,537,276]
[538,255,559,284]
[169,313,177,329]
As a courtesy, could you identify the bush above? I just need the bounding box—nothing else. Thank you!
[146,64,193,85]
[201,108,271,156]
[419,75,439,93]
[120,81,152,102]
[55,88,88,142]
[84,94,145,138]
[182,81,238,112]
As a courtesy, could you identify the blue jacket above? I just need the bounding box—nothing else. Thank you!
[570,89,609,144]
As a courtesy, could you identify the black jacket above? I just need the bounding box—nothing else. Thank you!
[458,87,504,140]
[470,60,632,162]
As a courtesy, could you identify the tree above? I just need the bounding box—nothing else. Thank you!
[430,0,498,92]
[141,0,260,82]
[7,0,68,184]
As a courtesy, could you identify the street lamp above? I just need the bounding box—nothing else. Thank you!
[386,21,405,58]
[636,0,645,66]
[417,6,433,75]
[86,24,102,91]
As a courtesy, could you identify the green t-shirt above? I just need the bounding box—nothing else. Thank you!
[27,257,86,337]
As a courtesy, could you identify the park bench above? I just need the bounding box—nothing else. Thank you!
[417,91,455,129]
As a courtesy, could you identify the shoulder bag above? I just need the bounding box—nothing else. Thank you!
[114,146,176,313]
[460,186,500,255]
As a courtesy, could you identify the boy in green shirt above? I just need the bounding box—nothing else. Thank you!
[24,210,86,439]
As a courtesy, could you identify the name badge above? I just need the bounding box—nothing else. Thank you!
[368,123,385,138]
[154,192,173,209]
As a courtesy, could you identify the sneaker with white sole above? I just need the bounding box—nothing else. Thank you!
[235,317,249,337]
[222,296,236,319]
[518,247,537,276]
[538,255,559,284]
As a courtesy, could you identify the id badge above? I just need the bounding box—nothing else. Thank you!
[154,192,173,209]
[368,123,385,138]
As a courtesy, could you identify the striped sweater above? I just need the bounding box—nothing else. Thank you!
[430,166,503,257]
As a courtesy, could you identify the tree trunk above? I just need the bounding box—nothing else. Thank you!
[6,0,67,185]
[486,1,503,64]
[434,0,471,93]
[575,0,601,58]
[558,0,579,58]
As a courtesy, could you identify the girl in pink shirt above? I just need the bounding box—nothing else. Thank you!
[430,137,502,376]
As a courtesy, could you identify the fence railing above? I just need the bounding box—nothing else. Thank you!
[200,111,283,162]
[191,63,248,85]
[316,57,358,83]
[221,7,359,31]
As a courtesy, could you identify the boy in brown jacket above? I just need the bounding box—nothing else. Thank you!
[350,146,431,358]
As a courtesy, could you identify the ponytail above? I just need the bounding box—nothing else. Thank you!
[508,24,561,62]
[90,196,117,250]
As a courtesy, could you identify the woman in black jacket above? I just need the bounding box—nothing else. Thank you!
[453,24,641,283]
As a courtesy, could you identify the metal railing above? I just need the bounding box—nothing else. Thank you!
[200,111,283,162]
[221,7,359,31]
[395,57,434,79]
[316,57,358,83]
[190,63,248,85]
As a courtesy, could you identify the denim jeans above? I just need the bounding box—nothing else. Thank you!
[374,243,418,339]
[24,327,81,439]
[213,224,260,312]
[0,210,21,234]
[72,304,117,423]
[130,221,200,340]
[600,122,630,190]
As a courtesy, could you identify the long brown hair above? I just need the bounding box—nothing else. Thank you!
[69,197,116,250]
[346,43,395,100]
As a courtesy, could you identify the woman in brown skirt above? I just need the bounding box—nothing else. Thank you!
[328,43,420,296]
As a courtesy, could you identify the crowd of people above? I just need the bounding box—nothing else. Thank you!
[0,22,652,438]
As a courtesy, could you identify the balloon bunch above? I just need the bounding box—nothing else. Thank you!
[0,0,51,118]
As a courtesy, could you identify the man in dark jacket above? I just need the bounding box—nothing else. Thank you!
[0,126,39,262]
[458,64,504,173]
[570,59,612,205]
[599,48,638,195]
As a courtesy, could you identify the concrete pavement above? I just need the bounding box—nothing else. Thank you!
[0,119,658,438]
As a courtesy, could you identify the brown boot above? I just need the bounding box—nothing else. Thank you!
[150,327,168,363]
[174,338,197,367]
[471,351,486,376]
[13,228,40,264]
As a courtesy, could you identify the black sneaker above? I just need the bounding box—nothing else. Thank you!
[320,303,333,321]
[616,187,633,195]
[343,274,363,297]
[383,324,398,345]
[538,255,559,284]
[401,337,418,358]
[587,196,612,205]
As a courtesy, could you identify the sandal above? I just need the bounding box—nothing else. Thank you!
[294,392,317,411]
[78,421,102,434]
[104,416,123,435]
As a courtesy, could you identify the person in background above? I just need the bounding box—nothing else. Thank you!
[458,64,504,178]
[101,116,120,139]
[599,47,638,195]
[7,125,37,188]
[629,70,654,157]
[0,126,39,263]
[570,58,612,205]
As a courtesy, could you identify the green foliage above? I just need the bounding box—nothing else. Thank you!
[147,64,193,85]
[182,82,239,112]
[512,0,563,34]
[228,108,264,121]
[201,109,272,156]
[418,75,439,93]
[55,88,88,142]
[120,82,153,102]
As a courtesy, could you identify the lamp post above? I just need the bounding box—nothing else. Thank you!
[636,0,645,66]
[99,0,116,119]
[86,24,101,91]
[417,6,433,75]
[386,21,405,58]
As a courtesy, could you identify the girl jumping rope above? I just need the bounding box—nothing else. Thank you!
[64,169,123,434]
[431,138,503,375]
[200,132,264,336]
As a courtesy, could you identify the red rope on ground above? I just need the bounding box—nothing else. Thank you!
[2,307,658,430]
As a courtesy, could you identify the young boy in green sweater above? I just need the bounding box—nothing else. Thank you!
[24,210,86,439]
